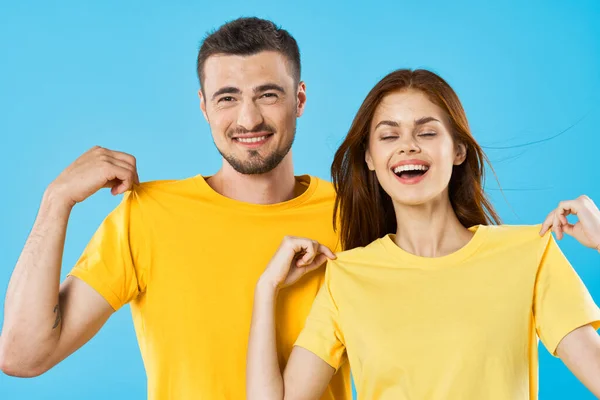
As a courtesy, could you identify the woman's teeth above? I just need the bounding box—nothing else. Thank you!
[393,164,429,174]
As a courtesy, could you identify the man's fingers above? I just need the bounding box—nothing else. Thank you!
[112,180,134,195]
[106,157,136,174]
[108,159,137,182]
[104,179,120,195]
[92,147,138,181]
[109,150,137,168]
[93,146,137,169]
[109,152,138,182]
[102,164,137,194]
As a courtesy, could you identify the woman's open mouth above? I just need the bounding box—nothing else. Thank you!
[391,163,430,185]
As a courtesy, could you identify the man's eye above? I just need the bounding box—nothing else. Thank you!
[218,96,235,103]
[261,93,278,98]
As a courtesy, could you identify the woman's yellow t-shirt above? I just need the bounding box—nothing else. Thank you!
[295,224,600,400]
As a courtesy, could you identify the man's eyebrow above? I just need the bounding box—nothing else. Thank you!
[211,86,241,101]
[254,84,285,94]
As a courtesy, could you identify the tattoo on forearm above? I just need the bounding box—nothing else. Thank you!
[52,304,61,329]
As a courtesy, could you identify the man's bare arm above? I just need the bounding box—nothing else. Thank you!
[0,146,139,376]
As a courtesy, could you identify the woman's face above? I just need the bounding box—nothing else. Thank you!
[366,89,466,207]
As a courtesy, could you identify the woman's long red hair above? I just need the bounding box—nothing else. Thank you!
[332,69,501,250]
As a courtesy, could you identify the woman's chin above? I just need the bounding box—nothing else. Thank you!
[390,190,445,208]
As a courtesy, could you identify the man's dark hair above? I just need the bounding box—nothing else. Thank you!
[196,17,301,90]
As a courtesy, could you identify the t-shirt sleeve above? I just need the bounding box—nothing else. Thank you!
[294,262,347,371]
[67,190,148,311]
[533,233,600,356]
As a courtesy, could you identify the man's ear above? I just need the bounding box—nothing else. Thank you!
[198,89,209,123]
[296,81,307,118]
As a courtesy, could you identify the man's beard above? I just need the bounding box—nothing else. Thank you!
[217,122,296,175]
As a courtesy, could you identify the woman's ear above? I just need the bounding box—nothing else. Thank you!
[365,149,375,171]
[454,143,467,165]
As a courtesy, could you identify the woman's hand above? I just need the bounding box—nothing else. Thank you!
[540,195,600,251]
[259,236,336,290]
[248,237,337,400]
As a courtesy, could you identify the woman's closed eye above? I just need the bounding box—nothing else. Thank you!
[379,133,398,141]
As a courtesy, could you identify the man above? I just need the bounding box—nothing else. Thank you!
[0,17,352,399]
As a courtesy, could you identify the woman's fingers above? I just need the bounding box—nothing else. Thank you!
[300,253,329,273]
[540,200,579,238]
[562,223,576,236]
[553,212,563,240]
[540,210,555,236]
[296,241,335,266]
[317,244,337,260]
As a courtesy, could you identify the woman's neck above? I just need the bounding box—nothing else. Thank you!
[393,194,474,258]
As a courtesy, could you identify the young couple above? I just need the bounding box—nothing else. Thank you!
[0,16,598,400]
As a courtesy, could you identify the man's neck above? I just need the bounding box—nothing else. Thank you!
[206,153,299,205]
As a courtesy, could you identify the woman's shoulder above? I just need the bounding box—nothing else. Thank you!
[481,223,552,250]
[484,223,545,238]
[331,237,390,266]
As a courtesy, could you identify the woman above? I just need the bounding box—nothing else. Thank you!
[246,69,600,399]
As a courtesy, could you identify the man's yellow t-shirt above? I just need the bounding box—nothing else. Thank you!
[295,224,600,400]
[68,175,351,400]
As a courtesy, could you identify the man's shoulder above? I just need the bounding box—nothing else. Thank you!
[303,175,335,203]
[118,175,202,214]
[136,175,200,192]
[308,175,334,190]
[129,175,200,199]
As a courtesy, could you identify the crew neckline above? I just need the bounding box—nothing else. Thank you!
[193,174,319,212]
[380,225,489,267]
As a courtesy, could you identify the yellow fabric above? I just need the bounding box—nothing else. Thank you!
[68,175,351,400]
[295,224,600,400]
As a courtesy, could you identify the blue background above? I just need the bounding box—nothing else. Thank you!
[1,1,599,398]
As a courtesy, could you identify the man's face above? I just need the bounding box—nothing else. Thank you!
[199,51,306,175]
